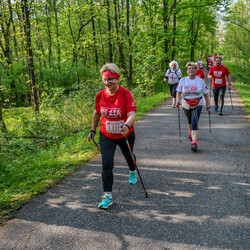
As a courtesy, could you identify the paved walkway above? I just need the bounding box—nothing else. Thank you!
[0,78,249,249]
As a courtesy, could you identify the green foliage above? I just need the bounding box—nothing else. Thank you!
[220,0,250,71]
[224,61,250,115]
[0,0,229,107]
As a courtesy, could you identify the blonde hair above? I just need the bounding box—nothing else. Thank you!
[100,63,121,76]
[195,62,200,69]
[169,60,179,70]
[186,62,197,69]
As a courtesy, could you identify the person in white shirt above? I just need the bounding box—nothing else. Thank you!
[176,62,211,152]
[197,57,203,69]
[163,60,182,108]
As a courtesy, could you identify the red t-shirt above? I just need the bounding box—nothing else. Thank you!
[95,85,137,139]
[208,65,230,88]
[207,61,213,68]
[196,69,205,80]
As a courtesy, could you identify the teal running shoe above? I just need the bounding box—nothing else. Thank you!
[129,170,137,184]
[98,195,113,209]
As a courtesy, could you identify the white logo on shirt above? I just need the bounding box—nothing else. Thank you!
[214,71,223,77]
[101,107,122,118]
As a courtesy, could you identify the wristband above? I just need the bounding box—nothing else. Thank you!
[91,129,96,135]
[124,124,130,129]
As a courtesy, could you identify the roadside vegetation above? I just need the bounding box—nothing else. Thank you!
[224,61,250,115]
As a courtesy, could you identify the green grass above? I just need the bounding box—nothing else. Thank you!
[135,92,169,119]
[224,61,250,115]
[0,90,170,222]
[3,107,33,135]
[233,82,250,115]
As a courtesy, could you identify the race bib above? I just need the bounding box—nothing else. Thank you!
[215,78,222,85]
[106,120,124,134]
[182,99,189,110]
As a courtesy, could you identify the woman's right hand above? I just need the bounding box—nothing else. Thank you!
[88,130,96,142]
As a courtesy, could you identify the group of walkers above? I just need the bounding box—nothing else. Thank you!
[88,56,232,209]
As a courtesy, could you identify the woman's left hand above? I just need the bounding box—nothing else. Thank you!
[206,106,212,114]
[119,124,129,135]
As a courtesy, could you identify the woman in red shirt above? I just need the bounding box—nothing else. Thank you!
[195,63,205,80]
[88,63,137,209]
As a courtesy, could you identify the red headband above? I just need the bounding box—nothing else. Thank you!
[102,71,120,79]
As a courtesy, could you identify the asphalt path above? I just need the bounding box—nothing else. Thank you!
[0,77,249,249]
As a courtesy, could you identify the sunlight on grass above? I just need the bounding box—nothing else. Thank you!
[224,61,250,115]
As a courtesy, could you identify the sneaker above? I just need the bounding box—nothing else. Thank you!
[218,111,223,116]
[188,134,192,141]
[191,143,197,152]
[171,104,175,108]
[214,106,218,112]
[98,194,113,209]
[129,170,137,184]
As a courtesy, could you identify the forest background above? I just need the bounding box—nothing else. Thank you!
[0,0,249,220]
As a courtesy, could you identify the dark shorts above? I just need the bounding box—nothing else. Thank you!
[169,83,178,98]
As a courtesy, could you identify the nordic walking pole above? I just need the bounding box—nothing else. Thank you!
[229,88,233,110]
[209,78,212,99]
[178,107,181,143]
[92,138,101,152]
[208,112,211,132]
[120,124,148,198]
[88,130,101,152]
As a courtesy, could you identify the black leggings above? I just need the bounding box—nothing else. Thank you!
[100,131,136,192]
[183,106,202,130]
[213,85,226,111]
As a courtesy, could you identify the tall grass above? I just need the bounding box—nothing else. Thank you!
[224,61,250,115]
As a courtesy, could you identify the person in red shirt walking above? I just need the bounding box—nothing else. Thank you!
[88,63,137,209]
[208,56,232,116]
[207,58,213,72]
[195,62,205,80]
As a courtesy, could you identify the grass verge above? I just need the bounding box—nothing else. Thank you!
[224,61,250,115]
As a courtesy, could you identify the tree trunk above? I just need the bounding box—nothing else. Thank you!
[45,1,52,69]
[107,0,113,62]
[190,45,195,61]
[8,0,18,57]
[0,75,7,132]
[114,0,127,77]
[126,0,132,85]
[53,0,61,70]
[171,0,176,61]
[0,101,7,133]
[91,4,98,70]
[22,0,39,113]
[163,0,170,68]
[0,0,16,94]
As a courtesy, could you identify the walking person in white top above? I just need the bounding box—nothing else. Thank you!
[176,62,211,152]
[197,57,203,69]
[162,60,182,108]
